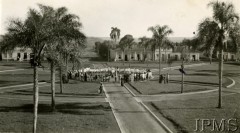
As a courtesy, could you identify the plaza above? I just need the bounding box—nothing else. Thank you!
[0,0,240,133]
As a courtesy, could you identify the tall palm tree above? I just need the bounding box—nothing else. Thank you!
[53,6,86,93]
[110,27,121,45]
[197,1,239,108]
[148,25,173,83]
[44,43,59,111]
[1,4,53,133]
[109,27,121,61]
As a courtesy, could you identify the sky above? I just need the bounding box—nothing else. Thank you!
[0,0,240,38]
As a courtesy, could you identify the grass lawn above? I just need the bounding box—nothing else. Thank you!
[0,78,118,132]
[0,68,52,87]
[0,61,32,69]
[126,75,230,95]
[8,80,101,97]
[148,93,240,133]
[0,99,120,133]
[126,63,234,95]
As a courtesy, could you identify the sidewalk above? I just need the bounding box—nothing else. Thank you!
[103,83,167,133]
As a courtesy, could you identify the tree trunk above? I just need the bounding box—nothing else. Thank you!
[59,53,63,94]
[153,47,155,61]
[59,66,63,94]
[50,61,56,111]
[218,40,223,108]
[209,55,212,64]
[108,45,110,62]
[33,65,39,133]
[123,50,125,66]
[158,44,162,83]
[129,48,131,68]
[65,54,68,74]
[143,48,146,62]
[165,49,167,63]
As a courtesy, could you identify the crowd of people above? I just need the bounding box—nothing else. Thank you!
[65,67,154,83]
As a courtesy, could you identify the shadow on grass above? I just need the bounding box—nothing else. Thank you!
[186,73,216,76]
[224,62,240,66]
[0,81,31,87]
[0,103,111,115]
[196,70,217,73]
[224,73,240,77]
[6,91,100,97]
[169,80,219,87]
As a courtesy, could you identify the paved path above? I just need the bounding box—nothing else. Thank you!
[103,83,167,133]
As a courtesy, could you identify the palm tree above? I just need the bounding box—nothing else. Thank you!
[53,6,86,93]
[197,1,239,108]
[109,27,121,61]
[148,25,173,83]
[110,27,121,46]
[1,4,53,133]
[119,34,134,66]
[44,43,59,111]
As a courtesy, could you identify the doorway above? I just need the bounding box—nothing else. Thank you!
[192,55,196,61]
[125,55,128,61]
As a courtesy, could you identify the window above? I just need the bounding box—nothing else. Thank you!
[118,55,121,59]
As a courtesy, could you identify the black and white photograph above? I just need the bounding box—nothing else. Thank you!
[0,0,240,132]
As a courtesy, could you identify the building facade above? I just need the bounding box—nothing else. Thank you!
[111,47,200,62]
[216,51,239,61]
[1,47,33,61]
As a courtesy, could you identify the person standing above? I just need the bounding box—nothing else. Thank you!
[99,83,103,94]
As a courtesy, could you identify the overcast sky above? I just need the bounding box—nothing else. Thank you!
[0,0,240,38]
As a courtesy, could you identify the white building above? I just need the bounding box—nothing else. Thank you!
[111,46,200,62]
[216,51,239,61]
[1,47,33,61]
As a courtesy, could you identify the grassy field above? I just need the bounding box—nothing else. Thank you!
[0,68,52,87]
[0,99,120,133]
[126,75,230,95]
[126,63,234,95]
[7,80,101,97]
[0,79,119,132]
[148,93,240,133]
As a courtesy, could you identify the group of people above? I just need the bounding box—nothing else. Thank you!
[65,67,154,83]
